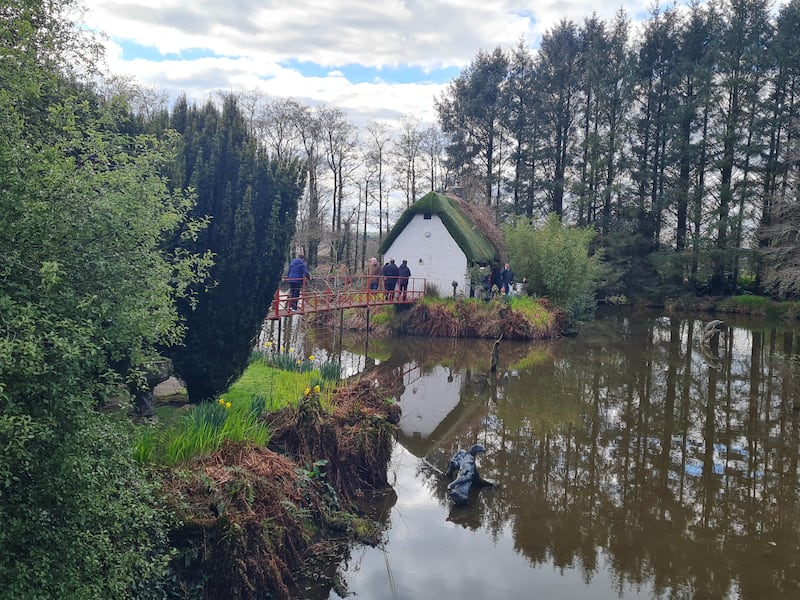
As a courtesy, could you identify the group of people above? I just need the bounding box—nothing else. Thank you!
[367,256,411,300]
[286,253,413,312]
[290,251,516,311]
[479,262,514,299]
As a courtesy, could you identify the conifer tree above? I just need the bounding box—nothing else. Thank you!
[166,95,305,402]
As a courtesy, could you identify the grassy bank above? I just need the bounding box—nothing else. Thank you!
[655,294,800,320]
[136,354,395,599]
[312,294,564,339]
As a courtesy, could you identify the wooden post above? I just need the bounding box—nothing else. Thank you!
[490,334,502,372]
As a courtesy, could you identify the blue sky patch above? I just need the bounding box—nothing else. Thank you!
[116,39,232,62]
[280,59,460,84]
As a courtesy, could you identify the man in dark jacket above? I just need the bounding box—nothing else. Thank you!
[382,258,399,300]
[287,253,310,310]
[397,259,411,300]
[500,262,514,295]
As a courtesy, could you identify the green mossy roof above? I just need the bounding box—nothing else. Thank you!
[378,192,499,264]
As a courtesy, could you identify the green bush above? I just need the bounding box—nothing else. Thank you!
[1,415,175,599]
[504,213,606,320]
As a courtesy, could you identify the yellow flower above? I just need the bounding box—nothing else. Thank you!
[309,354,315,361]
[314,385,321,394]
[225,401,231,409]
[296,359,302,365]
[304,387,311,396]
[289,347,295,354]
[218,398,225,405]
[280,346,285,353]
[264,341,272,348]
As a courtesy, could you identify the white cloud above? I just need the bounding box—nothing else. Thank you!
[80,0,761,127]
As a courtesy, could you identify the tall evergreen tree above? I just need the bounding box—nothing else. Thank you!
[755,0,800,289]
[710,0,773,292]
[632,8,681,252]
[436,47,509,205]
[166,96,305,402]
[503,40,540,218]
[536,19,582,218]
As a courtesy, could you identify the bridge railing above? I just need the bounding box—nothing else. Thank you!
[267,275,426,319]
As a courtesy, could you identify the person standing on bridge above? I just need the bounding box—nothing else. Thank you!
[287,252,310,311]
[397,259,411,300]
[383,258,399,300]
[367,257,381,296]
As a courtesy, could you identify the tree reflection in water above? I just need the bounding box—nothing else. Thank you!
[304,308,800,600]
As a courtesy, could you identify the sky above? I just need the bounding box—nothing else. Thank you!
[79,0,667,128]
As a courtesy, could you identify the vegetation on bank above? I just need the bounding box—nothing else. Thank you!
[0,4,308,597]
[311,293,564,339]
[161,376,398,600]
[135,356,341,466]
[659,294,800,321]
[403,294,562,338]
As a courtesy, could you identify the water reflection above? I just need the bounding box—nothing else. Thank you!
[302,308,800,599]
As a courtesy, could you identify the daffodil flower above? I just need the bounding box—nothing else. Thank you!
[225,401,231,409]
[218,398,225,405]
[314,385,321,394]
[309,354,315,361]
[304,387,311,396]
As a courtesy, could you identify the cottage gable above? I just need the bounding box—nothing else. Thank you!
[378,192,500,296]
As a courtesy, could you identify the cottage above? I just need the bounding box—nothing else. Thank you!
[378,191,500,297]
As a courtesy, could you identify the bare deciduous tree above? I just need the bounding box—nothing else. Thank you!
[394,114,423,209]
[365,120,393,239]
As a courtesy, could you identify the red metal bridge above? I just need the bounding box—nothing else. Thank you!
[266,274,426,320]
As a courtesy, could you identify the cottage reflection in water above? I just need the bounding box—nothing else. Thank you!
[305,310,800,600]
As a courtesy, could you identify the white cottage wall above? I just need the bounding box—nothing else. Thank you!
[383,214,468,296]
[397,365,463,439]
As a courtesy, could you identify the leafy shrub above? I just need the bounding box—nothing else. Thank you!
[503,213,606,321]
[1,416,175,599]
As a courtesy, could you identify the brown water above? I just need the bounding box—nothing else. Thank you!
[300,307,800,600]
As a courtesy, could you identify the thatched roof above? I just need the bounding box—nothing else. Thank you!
[378,191,501,264]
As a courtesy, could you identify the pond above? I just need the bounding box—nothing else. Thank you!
[293,307,800,600]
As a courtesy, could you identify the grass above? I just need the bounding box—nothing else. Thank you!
[719,294,769,314]
[509,295,553,329]
[135,359,339,466]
